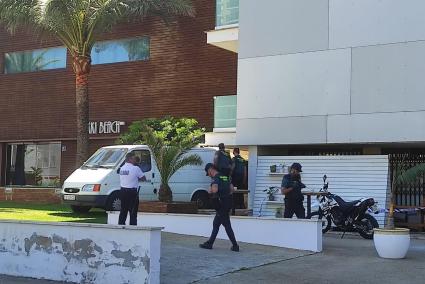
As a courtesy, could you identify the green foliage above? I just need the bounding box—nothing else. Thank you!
[0,0,195,57]
[395,162,425,186]
[30,166,43,186]
[140,123,202,202]
[4,49,58,73]
[118,117,205,148]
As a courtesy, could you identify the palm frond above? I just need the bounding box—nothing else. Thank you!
[396,162,425,185]
[0,0,43,33]
[140,123,202,187]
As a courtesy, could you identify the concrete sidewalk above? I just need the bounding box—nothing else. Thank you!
[1,233,424,284]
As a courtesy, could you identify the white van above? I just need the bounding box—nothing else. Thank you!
[61,145,216,213]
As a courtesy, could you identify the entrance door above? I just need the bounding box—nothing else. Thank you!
[132,149,157,201]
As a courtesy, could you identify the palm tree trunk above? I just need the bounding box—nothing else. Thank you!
[159,184,173,203]
[73,56,92,167]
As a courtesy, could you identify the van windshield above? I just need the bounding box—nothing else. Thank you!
[83,148,127,169]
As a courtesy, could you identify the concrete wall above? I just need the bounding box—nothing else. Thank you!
[108,212,323,252]
[237,0,425,146]
[0,221,162,284]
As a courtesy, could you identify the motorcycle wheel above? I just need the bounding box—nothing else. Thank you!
[307,211,332,234]
[357,214,379,240]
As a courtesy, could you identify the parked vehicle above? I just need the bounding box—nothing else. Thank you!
[308,175,379,239]
[61,145,216,213]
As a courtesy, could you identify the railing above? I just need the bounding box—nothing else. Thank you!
[389,153,425,207]
[214,95,237,129]
[216,0,239,28]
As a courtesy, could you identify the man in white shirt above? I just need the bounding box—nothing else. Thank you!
[118,152,146,225]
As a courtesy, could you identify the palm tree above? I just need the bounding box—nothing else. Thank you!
[0,0,194,167]
[141,123,202,202]
[4,49,58,73]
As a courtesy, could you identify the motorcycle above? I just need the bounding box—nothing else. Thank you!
[308,175,379,239]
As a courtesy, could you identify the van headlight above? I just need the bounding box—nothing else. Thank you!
[82,184,101,192]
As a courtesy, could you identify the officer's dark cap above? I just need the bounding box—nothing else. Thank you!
[291,162,302,172]
[218,143,225,150]
[205,163,215,175]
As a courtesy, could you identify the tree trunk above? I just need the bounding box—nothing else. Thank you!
[159,184,173,203]
[73,55,92,167]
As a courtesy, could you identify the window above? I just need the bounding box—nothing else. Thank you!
[91,37,150,65]
[216,0,239,27]
[4,47,67,74]
[133,150,152,173]
[6,143,62,187]
[84,148,128,169]
[214,95,237,128]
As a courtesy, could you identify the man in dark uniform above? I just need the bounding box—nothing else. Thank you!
[199,163,239,252]
[231,148,247,209]
[281,162,306,219]
[213,143,232,177]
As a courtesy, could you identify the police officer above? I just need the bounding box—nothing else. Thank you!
[199,163,239,252]
[213,143,232,177]
[281,163,306,219]
[118,152,146,226]
[231,148,247,209]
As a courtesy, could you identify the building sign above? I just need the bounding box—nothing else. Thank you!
[89,121,126,135]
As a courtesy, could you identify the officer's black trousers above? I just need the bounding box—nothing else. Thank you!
[284,200,306,219]
[208,208,238,246]
[119,188,139,226]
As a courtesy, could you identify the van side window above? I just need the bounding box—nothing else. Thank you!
[132,150,152,173]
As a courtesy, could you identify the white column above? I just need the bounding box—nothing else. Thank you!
[248,145,258,211]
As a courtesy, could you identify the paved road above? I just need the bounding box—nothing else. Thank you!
[1,233,424,284]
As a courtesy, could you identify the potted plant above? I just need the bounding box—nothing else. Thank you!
[374,162,416,259]
[138,123,203,212]
[263,187,279,201]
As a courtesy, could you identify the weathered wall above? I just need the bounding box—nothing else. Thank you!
[108,212,322,252]
[0,221,162,284]
[0,187,61,204]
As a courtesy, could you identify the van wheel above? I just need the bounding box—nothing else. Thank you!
[106,192,121,211]
[192,191,210,209]
[70,205,91,213]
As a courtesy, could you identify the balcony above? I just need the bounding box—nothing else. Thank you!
[205,95,237,146]
[206,0,239,53]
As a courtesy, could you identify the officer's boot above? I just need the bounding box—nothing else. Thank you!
[199,241,213,250]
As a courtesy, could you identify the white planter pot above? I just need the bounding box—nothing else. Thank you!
[373,228,410,259]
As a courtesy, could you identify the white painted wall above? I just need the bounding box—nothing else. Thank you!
[0,221,162,284]
[329,0,425,49]
[236,0,425,146]
[108,212,322,252]
[253,156,388,227]
[351,41,425,114]
[238,49,351,119]
[239,0,329,59]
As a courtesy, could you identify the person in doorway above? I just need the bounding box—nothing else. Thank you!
[118,152,146,226]
[213,143,232,177]
[200,163,239,252]
[231,148,247,209]
[281,163,306,219]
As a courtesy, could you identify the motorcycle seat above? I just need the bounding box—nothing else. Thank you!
[334,195,360,212]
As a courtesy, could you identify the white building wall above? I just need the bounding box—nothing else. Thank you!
[237,0,425,146]
[329,0,425,49]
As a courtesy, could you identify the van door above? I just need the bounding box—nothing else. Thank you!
[132,149,157,201]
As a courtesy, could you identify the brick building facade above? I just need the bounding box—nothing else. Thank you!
[0,0,237,186]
